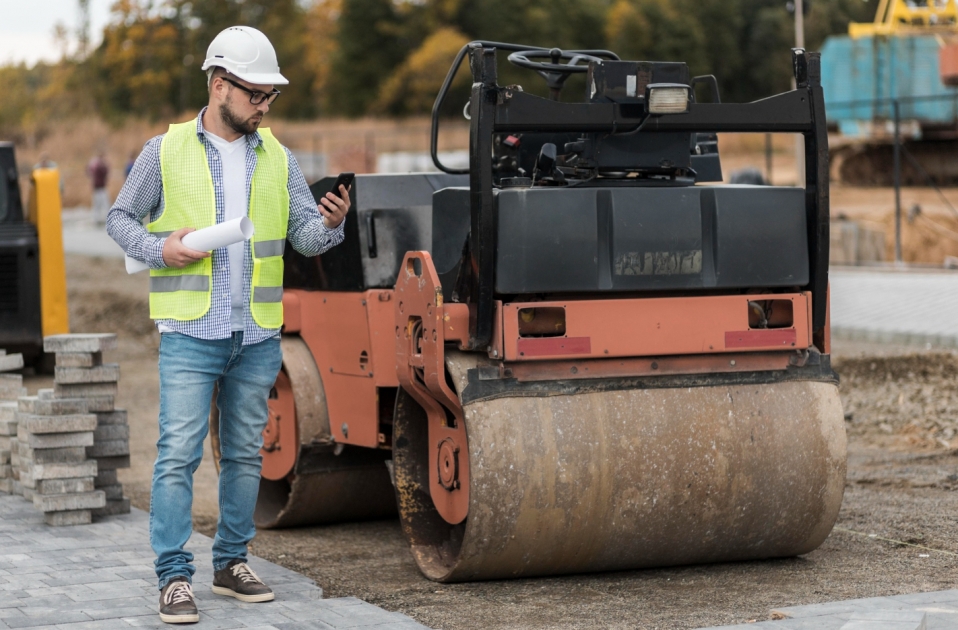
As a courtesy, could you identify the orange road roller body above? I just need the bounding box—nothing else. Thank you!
[231,42,846,582]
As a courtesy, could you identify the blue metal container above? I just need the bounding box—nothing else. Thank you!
[821,34,958,137]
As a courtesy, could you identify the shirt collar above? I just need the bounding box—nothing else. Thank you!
[195,106,263,149]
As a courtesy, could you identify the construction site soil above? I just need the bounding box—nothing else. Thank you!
[23,253,958,630]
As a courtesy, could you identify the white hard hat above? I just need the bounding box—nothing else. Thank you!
[201,26,288,86]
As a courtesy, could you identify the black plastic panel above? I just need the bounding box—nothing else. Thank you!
[691,133,723,183]
[283,173,467,292]
[495,185,808,294]
[432,187,471,275]
[713,186,809,286]
[0,223,42,349]
[587,131,692,172]
[0,142,24,225]
[283,177,363,292]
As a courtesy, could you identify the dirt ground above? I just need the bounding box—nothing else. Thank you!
[722,143,958,265]
[19,253,958,630]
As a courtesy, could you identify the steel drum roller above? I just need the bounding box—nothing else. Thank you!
[394,351,846,582]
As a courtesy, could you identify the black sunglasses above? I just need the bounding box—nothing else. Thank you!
[221,76,281,105]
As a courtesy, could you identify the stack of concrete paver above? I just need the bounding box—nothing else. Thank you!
[16,390,104,525]
[45,333,131,517]
[0,368,27,494]
[0,349,25,373]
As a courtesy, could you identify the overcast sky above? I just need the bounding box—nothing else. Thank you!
[0,0,112,67]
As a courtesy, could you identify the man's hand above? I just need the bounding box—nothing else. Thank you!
[319,184,350,229]
[162,228,210,268]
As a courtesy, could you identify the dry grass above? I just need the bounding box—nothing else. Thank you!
[5,111,800,208]
[831,184,958,264]
[715,132,796,154]
[12,117,168,208]
[8,115,470,207]
[10,116,956,265]
[5,110,805,208]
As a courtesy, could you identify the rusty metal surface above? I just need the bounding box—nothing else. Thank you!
[459,350,838,405]
[503,351,797,383]
[293,290,381,448]
[461,353,838,406]
[396,349,846,582]
[255,444,397,529]
[262,370,298,480]
[221,335,397,529]
[281,291,302,333]
[395,252,470,525]
[442,303,471,347]
[281,335,331,446]
[500,293,812,361]
[393,386,466,579]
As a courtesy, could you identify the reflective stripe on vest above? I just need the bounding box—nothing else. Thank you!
[148,120,289,327]
[150,275,210,293]
[253,239,285,258]
[253,286,283,303]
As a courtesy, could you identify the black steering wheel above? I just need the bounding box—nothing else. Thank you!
[430,41,620,174]
[507,48,614,99]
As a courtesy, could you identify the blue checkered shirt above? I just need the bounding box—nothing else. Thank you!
[106,108,344,345]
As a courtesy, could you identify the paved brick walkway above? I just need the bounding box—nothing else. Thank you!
[61,212,125,260]
[0,494,429,629]
[831,268,958,347]
[697,589,958,629]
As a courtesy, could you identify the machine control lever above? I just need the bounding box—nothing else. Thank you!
[534,143,564,183]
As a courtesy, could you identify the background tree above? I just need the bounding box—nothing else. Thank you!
[326,0,405,115]
[373,27,472,116]
[305,0,342,115]
[606,0,708,75]
[92,1,181,120]
[0,0,885,131]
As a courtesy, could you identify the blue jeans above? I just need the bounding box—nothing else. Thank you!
[151,332,282,590]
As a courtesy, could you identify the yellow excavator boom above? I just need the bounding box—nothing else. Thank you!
[28,168,69,337]
[850,0,958,38]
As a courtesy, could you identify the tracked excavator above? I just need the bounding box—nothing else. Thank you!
[0,143,69,369]
[823,0,958,185]
[211,42,845,582]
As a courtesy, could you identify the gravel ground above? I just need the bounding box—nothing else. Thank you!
[839,351,958,451]
[24,254,958,630]
[239,445,958,630]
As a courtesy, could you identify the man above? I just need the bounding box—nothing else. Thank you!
[106,25,350,624]
[87,152,110,224]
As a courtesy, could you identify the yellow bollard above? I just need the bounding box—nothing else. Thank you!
[28,168,69,337]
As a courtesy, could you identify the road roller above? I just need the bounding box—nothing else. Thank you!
[213,42,846,582]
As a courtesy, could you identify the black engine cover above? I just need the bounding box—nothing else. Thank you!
[493,185,808,294]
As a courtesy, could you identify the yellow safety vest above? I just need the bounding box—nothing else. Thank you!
[148,120,289,329]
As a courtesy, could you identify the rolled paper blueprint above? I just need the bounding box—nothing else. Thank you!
[124,217,255,274]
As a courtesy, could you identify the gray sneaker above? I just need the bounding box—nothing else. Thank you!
[212,559,275,603]
[159,577,199,624]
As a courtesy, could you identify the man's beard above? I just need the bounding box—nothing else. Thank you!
[218,94,263,135]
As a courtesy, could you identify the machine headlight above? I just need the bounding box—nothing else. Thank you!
[646,84,691,114]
